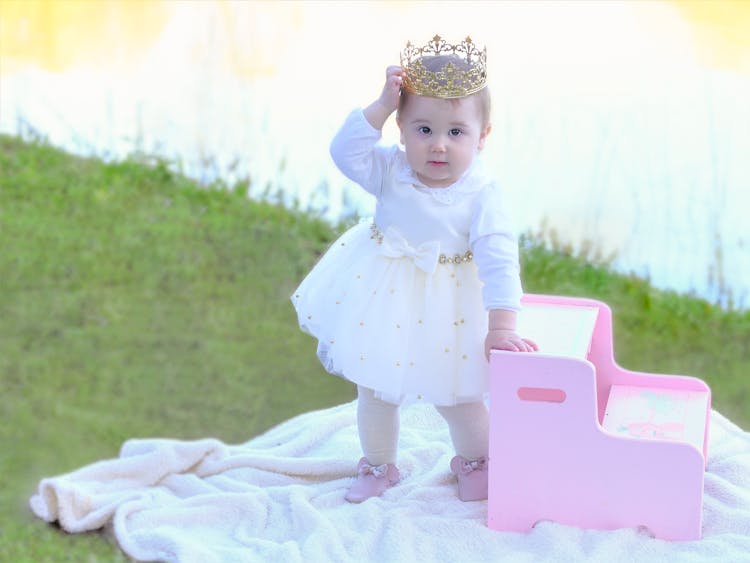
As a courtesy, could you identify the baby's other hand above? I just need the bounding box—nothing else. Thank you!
[484,329,538,359]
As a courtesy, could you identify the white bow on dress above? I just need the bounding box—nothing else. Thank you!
[378,226,441,275]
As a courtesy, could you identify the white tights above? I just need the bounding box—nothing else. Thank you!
[356,385,489,466]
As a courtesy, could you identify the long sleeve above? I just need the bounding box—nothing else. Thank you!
[469,185,523,312]
[329,109,395,197]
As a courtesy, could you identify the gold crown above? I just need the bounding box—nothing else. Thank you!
[400,35,487,99]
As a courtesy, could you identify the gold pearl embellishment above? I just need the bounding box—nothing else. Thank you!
[369,223,385,244]
[369,223,473,265]
[439,252,473,265]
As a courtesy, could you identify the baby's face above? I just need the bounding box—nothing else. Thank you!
[397,95,490,188]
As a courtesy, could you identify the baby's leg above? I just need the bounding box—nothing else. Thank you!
[435,401,489,501]
[345,386,401,503]
[356,385,400,464]
[434,401,489,460]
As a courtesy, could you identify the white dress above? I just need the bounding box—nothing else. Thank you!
[292,109,522,406]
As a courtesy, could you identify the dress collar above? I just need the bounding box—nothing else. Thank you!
[393,151,489,203]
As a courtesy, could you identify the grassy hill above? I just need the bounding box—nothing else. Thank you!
[1,134,747,560]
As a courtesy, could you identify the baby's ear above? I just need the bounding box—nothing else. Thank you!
[396,116,405,145]
[478,123,492,150]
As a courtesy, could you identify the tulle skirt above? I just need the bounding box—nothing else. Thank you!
[291,221,489,406]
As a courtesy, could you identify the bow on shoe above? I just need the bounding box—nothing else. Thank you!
[454,456,488,475]
[359,461,390,479]
[379,227,441,275]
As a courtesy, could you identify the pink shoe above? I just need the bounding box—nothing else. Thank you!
[450,455,488,501]
[345,458,400,503]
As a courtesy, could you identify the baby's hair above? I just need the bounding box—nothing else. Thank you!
[398,54,491,126]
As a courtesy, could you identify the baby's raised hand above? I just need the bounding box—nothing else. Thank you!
[377,65,405,113]
[363,66,405,129]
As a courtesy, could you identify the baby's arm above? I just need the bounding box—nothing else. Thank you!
[362,66,404,130]
[485,309,538,358]
[470,187,537,358]
[329,66,404,195]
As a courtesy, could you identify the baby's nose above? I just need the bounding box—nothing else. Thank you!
[431,137,447,152]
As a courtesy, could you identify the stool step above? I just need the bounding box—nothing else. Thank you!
[603,385,709,452]
[516,304,599,359]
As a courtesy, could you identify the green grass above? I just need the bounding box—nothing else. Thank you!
[1,134,748,560]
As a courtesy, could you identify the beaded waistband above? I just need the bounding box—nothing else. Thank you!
[369,223,473,265]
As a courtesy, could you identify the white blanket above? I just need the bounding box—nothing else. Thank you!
[30,402,750,562]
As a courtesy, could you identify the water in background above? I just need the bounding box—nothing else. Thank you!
[2,1,749,308]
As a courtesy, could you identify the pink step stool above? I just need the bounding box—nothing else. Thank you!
[487,294,711,541]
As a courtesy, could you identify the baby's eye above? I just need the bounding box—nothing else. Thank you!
[418,126,431,135]
[449,128,463,137]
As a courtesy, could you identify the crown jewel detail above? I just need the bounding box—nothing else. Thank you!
[400,35,487,99]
